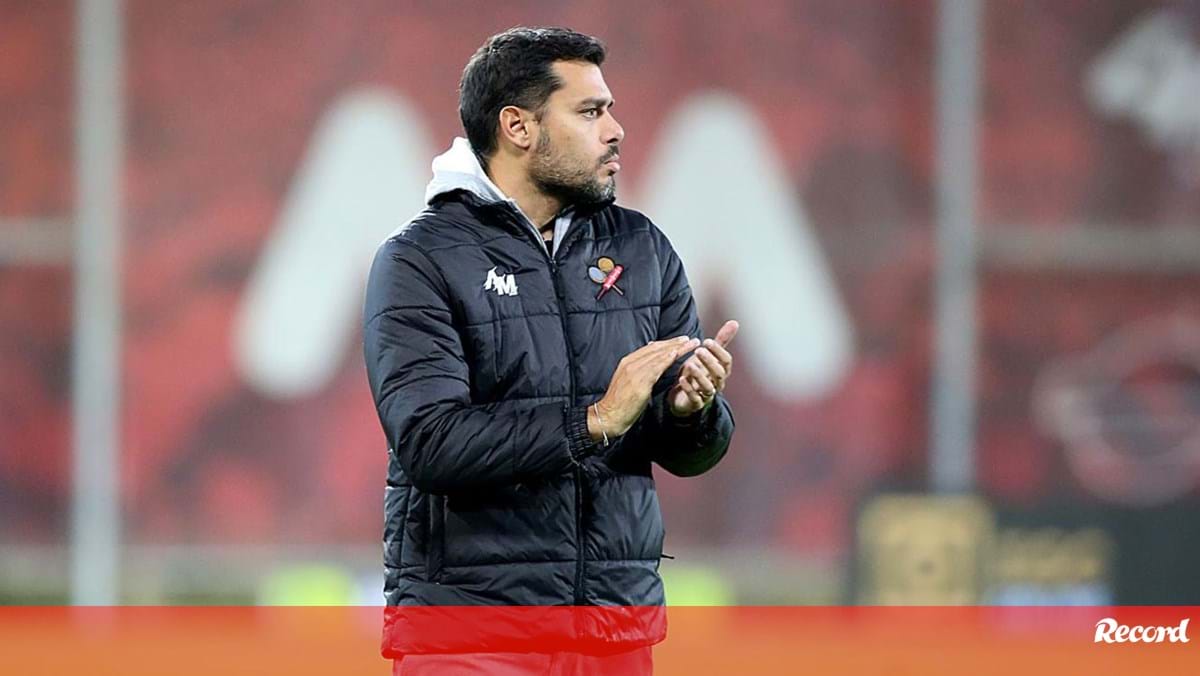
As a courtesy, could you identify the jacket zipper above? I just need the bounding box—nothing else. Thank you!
[548,256,587,605]
[508,208,590,605]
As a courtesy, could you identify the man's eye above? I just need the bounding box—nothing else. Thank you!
[582,109,599,119]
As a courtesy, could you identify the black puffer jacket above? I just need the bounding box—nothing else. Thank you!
[363,145,734,655]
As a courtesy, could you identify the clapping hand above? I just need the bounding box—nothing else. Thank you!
[668,320,738,417]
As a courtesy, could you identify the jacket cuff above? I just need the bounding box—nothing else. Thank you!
[661,394,724,450]
[565,404,600,463]
[663,394,715,428]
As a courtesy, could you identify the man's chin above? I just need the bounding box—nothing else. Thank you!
[535,176,614,207]
[569,179,615,205]
[599,178,617,202]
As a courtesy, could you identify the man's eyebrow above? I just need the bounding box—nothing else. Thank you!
[577,96,614,109]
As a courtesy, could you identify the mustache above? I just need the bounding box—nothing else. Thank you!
[599,147,620,164]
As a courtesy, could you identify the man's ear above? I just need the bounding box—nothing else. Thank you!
[497,106,536,152]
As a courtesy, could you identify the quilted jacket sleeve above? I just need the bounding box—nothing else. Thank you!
[363,237,598,495]
[621,227,735,477]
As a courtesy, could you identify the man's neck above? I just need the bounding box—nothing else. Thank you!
[485,158,564,228]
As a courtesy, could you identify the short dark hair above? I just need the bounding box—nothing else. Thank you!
[459,27,606,165]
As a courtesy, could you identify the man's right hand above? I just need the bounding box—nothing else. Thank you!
[589,335,699,442]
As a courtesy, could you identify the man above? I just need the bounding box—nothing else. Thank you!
[363,26,737,673]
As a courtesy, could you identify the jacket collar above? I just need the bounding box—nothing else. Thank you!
[424,137,511,207]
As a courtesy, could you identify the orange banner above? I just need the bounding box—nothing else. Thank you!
[2,606,1197,675]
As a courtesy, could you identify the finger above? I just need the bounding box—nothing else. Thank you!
[685,362,717,395]
[632,336,694,365]
[677,369,708,397]
[693,348,727,384]
[646,343,697,382]
[650,335,696,357]
[658,335,695,347]
[675,374,704,404]
[676,373,697,395]
[702,338,733,371]
[637,335,690,353]
[673,355,700,378]
[714,320,739,349]
[662,338,699,363]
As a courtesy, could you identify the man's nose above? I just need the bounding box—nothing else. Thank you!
[604,114,625,145]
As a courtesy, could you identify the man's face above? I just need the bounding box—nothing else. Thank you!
[528,60,625,207]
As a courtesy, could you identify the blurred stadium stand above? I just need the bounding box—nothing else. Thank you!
[3,0,1200,606]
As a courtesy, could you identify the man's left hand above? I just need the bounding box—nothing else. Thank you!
[668,320,738,417]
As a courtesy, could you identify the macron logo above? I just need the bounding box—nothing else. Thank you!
[1094,617,1190,644]
[484,267,518,297]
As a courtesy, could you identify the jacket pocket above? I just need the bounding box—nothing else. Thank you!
[427,493,445,582]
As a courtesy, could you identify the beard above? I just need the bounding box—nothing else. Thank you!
[529,127,617,207]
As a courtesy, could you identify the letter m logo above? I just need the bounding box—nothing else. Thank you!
[484,266,518,297]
